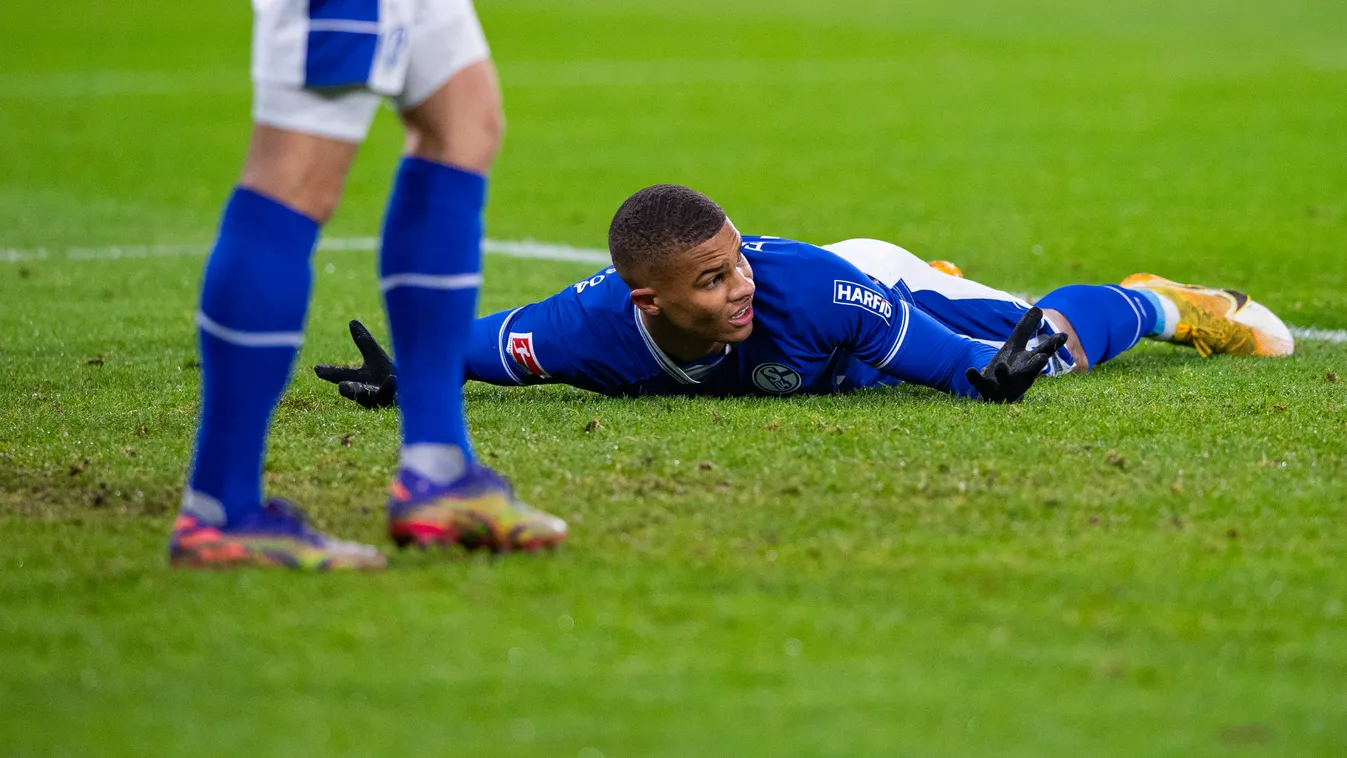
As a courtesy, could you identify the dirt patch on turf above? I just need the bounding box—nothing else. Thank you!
[0,466,176,520]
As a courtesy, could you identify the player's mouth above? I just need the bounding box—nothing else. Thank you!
[728,302,754,327]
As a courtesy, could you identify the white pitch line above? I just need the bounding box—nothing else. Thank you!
[1290,326,1347,345]
[483,238,612,264]
[1,236,611,265]
[3,237,1343,343]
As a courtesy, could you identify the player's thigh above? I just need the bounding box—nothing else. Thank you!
[823,238,924,289]
[245,92,368,222]
[394,0,501,171]
[249,0,390,219]
[824,238,1027,305]
[400,60,503,172]
[826,238,1033,338]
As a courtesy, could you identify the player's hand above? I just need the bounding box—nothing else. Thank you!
[314,320,398,409]
[337,375,398,410]
[964,307,1068,403]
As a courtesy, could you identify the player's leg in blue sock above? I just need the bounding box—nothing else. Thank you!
[183,188,318,525]
[181,118,361,529]
[1036,284,1165,368]
[379,158,485,483]
[378,57,507,485]
[376,61,564,553]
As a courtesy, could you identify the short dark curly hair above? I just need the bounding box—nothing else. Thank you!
[608,185,727,284]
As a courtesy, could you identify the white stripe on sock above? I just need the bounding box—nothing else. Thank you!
[196,311,305,348]
[1106,285,1144,348]
[1154,292,1180,341]
[379,272,484,293]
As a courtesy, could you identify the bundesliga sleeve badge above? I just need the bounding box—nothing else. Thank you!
[507,332,550,378]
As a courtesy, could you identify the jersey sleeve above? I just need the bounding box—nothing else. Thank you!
[797,245,998,398]
[864,303,998,397]
[463,267,635,394]
[465,307,532,386]
[465,300,588,388]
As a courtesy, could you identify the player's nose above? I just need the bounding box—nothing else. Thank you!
[731,269,756,301]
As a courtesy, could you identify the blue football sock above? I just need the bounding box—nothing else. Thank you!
[1037,284,1159,368]
[185,188,318,525]
[379,158,485,483]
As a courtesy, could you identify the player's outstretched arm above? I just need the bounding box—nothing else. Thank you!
[314,320,399,409]
[315,308,537,407]
[964,308,1067,403]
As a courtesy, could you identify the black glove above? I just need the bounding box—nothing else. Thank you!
[314,320,398,409]
[964,307,1068,403]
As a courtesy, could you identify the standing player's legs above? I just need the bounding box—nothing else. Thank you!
[175,119,387,569]
[376,8,565,551]
[380,62,500,486]
[172,0,394,570]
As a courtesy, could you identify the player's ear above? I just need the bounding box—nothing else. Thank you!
[630,288,660,316]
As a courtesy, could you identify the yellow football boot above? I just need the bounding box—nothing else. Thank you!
[927,260,964,278]
[1120,274,1294,357]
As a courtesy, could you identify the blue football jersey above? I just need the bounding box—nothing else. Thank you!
[465,236,1000,398]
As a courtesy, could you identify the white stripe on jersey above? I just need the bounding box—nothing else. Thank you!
[633,305,695,384]
[876,300,912,370]
[496,307,525,385]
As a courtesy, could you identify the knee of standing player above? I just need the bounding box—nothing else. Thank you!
[239,125,356,225]
[404,99,504,173]
[478,101,506,152]
[291,176,347,225]
[250,173,344,225]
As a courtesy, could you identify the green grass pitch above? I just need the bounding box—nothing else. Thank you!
[2,0,1346,754]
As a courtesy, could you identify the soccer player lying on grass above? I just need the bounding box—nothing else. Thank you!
[316,185,1295,408]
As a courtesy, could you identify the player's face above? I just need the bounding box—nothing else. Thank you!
[655,221,756,344]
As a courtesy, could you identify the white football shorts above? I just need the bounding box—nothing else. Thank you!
[251,0,490,142]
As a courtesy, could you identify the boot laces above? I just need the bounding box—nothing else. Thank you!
[1177,322,1248,357]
